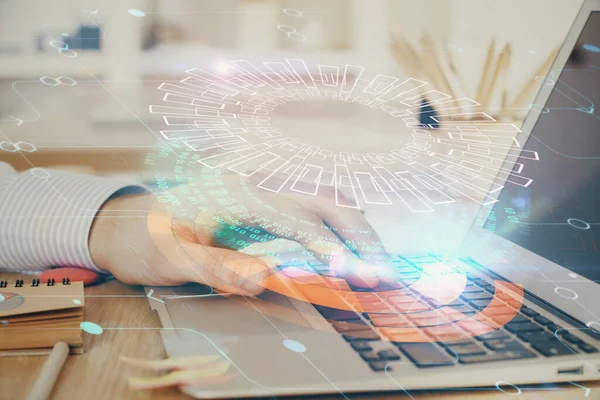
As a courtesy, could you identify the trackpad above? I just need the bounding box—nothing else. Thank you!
[164,291,314,337]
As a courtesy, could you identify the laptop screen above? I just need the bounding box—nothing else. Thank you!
[484,11,600,283]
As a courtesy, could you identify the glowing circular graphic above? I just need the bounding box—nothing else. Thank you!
[148,59,535,211]
[282,339,306,353]
[566,218,590,230]
[128,9,145,17]
[144,60,531,344]
[30,168,50,179]
[583,44,600,52]
[554,286,578,300]
[0,292,24,312]
[80,321,103,335]
[495,381,521,396]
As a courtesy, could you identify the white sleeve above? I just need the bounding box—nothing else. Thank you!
[0,162,146,273]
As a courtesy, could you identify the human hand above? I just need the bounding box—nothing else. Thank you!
[88,192,279,296]
[89,174,396,295]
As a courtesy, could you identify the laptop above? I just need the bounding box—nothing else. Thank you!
[146,2,600,397]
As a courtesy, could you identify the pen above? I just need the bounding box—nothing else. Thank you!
[27,341,69,400]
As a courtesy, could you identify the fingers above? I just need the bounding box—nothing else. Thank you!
[148,204,280,296]
[260,213,383,289]
[229,203,388,289]
[179,244,280,296]
[318,207,397,285]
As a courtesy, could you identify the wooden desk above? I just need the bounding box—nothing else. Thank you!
[0,272,596,400]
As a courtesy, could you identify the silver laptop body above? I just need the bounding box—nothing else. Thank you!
[146,1,600,397]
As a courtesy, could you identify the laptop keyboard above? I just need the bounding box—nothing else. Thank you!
[284,255,599,372]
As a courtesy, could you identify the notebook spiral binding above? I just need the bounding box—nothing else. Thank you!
[0,278,71,288]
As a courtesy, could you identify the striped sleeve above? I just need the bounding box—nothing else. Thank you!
[0,162,146,273]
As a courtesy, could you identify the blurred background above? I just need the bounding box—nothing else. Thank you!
[0,0,582,173]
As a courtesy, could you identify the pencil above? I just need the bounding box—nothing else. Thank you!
[27,342,69,400]
[475,38,496,106]
[444,45,471,101]
[480,43,512,113]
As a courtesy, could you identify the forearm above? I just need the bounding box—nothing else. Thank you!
[0,162,145,273]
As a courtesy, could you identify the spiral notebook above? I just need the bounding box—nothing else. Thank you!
[0,278,85,356]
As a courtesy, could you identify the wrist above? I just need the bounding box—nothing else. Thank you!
[88,193,150,273]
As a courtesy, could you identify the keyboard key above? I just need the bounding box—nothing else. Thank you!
[484,340,527,352]
[443,338,476,347]
[520,306,540,318]
[508,315,530,324]
[423,325,466,341]
[396,343,456,368]
[506,321,543,333]
[383,329,428,343]
[461,292,493,301]
[378,350,401,361]
[360,352,380,362]
[315,305,361,321]
[475,280,493,289]
[476,330,511,341]
[351,342,373,352]
[370,315,412,328]
[533,316,553,326]
[469,299,493,309]
[395,302,431,313]
[561,333,583,345]
[483,306,520,321]
[343,330,381,342]
[530,339,577,357]
[369,361,391,372]
[517,330,554,343]
[428,298,466,307]
[459,349,536,364]
[359,302,394,313]
[447,344,487,356]
[507,299,522,309]
[332,321,370,334]
[386,294,418,304]
[546,323,562,333]
[462,286,485,294]
[450,305,477,315]
[579,343,598,353]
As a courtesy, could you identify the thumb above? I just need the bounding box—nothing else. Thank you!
[179,243,280,296]
[226,255,281,296]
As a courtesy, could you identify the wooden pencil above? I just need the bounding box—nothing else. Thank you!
[475,38,496,106]
[480,43,512,113]
[444,45,471,101]
[27,342,69,400]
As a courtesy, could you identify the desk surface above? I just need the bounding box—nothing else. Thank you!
[0,272,596,400]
